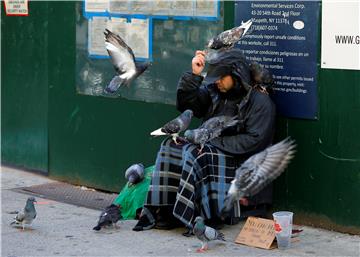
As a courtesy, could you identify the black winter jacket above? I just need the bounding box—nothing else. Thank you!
[176,71,276,159]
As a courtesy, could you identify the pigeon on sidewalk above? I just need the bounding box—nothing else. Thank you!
[93,204,122,231]
[193,216,225,252]
[221,137,296,216]
[104,29,150,94]
[150,109,193,144]
[10,197,37,230]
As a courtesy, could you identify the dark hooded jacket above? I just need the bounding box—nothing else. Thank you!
[176,49,276,159]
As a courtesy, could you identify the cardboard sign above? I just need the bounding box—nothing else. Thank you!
[235,216,276,249]
[4,0,28,16]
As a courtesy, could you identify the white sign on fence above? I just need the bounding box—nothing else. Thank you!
[4,0,28,16]
[321,0,360,70]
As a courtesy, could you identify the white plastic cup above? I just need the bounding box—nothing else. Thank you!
[273,211,293,250]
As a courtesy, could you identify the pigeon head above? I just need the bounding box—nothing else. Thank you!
[183,109,193,120]
[27,197,37,203]
[25,197,37,211]
[194,216,204,224]
[184,130,194,142]
[135,62,151,77]
[128,174,140,184]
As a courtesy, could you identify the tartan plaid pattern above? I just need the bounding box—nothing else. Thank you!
[145,137,241,227]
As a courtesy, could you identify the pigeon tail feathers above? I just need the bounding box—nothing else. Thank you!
[240,19,253,37]
[104,75,128,94]
[217,232,226,241]
[150,127,168,136]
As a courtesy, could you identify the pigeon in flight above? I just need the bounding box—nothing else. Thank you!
[207,19,253,50]
[125,163,145,185]
[150,109,193,144]
[184,115,238,152]
[10,197,37,230]
[193,216,225,252]
[221,138,296,216]
[104,29,150,94]
[93,204,122,231]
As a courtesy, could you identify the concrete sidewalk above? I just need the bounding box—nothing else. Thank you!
[1,166,360,257]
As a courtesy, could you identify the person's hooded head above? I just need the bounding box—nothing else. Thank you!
[204,48,252,94]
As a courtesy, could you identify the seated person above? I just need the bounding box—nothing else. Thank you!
[133,48,276,233]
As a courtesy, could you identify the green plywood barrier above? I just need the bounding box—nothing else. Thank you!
[273,69,360,229]
[47,1,222,191]
[1,2,49,172]
[2,1,360,230]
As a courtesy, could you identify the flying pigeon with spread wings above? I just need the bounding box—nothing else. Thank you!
[104,29,150,94]
[221,137,296,216]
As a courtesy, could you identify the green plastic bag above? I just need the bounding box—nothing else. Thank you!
[113,165,154,219]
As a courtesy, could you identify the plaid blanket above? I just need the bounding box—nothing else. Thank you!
[145,137,242,227]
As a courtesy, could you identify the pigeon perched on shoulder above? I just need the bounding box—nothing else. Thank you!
[221,138,296,216]
[93,204,122,231]
[250,62,274,94]
[150,109,193,144]
[125,163,144,185]
[193,216,225,252]
[207,19,253,51]
[10,197,37,230]
[184,115,238,152]
[104,29,150,94]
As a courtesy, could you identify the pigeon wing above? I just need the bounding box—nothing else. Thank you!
[200,115,237,131]
[204,226,225,241]
[161,118,181,134]
[104,30,136,78]
[204,226,217,241]
[105,205,121,223]
[14,211,25,223]
[98,211,112,226]
[207,19,252,49]
[236,137,296,196]
[209,116,238,139]
[195,129,211,146]
[217,28,237,46]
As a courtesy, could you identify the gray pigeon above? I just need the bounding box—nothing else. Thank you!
[207,19,253,50]
[150,109,193,144]
[193,216,225,252]
[221,137,296,216]
[10,197,37,230]
[93,204,122,231]
[184,115,238,152]
[125,163,144,185]
[104,29,150,94]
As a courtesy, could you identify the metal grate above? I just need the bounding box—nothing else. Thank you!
[11,182,118,210]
